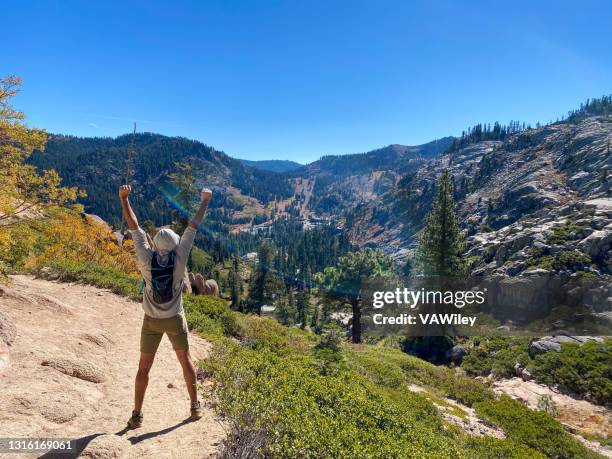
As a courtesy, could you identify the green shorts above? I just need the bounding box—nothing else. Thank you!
[140,313,189,354]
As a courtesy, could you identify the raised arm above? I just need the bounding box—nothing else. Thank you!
[189,188,212,230]
[119,185,139,230]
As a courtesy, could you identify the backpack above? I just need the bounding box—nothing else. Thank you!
[150,251,176,303]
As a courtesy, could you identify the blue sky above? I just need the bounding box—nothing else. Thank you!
[3,0,611,163]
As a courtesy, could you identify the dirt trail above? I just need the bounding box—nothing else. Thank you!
[0,275,224,458]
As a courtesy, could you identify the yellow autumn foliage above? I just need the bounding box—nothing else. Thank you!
[0,76,79,225]
[24,207,139,275]
[0,206,138,277]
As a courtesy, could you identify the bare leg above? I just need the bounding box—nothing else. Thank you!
[175,349,198,403]
[134,352,155,412]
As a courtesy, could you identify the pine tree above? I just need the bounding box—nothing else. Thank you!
[316,248,393,343]
[248,242,282,314]
[228,255,241,310]
[296,289,310,329]
[310,304,320,333]
[413,170,467,349]
[417,170,466,280]
[275,288,297,325]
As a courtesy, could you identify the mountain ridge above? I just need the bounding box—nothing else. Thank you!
[238,158,303,173]
[28,134,453,230]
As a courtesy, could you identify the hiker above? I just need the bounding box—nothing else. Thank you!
[119,184,212,428]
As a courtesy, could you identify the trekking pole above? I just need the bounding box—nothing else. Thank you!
[126,122,137,185]
[120,123,137,237]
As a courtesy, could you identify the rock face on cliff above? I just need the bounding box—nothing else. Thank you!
[346,115,612,330]
[467,198,611,328]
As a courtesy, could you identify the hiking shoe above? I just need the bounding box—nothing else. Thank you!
[127,410,143,429]
[190,401,203,421]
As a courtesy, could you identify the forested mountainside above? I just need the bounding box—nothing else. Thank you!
[238,158,303,173]
[29,133,294,228]
[28,133,453,232]
[299,138,454,177]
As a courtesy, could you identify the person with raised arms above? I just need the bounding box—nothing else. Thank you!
[118,184,212,429]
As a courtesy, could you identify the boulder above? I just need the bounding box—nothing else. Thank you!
[80,434,129,458]
[569,171,590,187]
[507,182,539,199]
[528,337,563,356]
[113,231,124,245]
[445,344,467,364]
[37,266,60,281]
[483,272,553,319]
[528,335,604,358]
[520,367,533,381]
[578,229,612,259]
[83,214,113,233]
[193,274,220,296]
[584,198,612,212]
[41,357,105,383]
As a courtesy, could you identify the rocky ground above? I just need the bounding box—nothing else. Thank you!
[493,377,612,458]
[0,275,224,458]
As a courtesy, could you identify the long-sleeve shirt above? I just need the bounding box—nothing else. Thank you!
[130,226,196,318]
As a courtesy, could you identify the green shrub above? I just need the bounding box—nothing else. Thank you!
[529,341,612,405]
[547,221,587,245]
[184,294,238,338]
[204,342,461,458]
[44,259,141,300]
[461,437,546,459]
[236,315,312,355]
[556,250,591,268]
[461,336,530,378]
[475,396,600,458]
[348,346,493,407]
[202,339,547,458]
[313,329,347,375]
[537,394,559,417]
[525,255,555,271]
[525,250,592,272]
[349,350,407,389]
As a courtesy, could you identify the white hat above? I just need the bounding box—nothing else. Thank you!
[153,228,180,254]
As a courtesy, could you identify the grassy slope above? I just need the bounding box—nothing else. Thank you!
[32,260,602,459]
